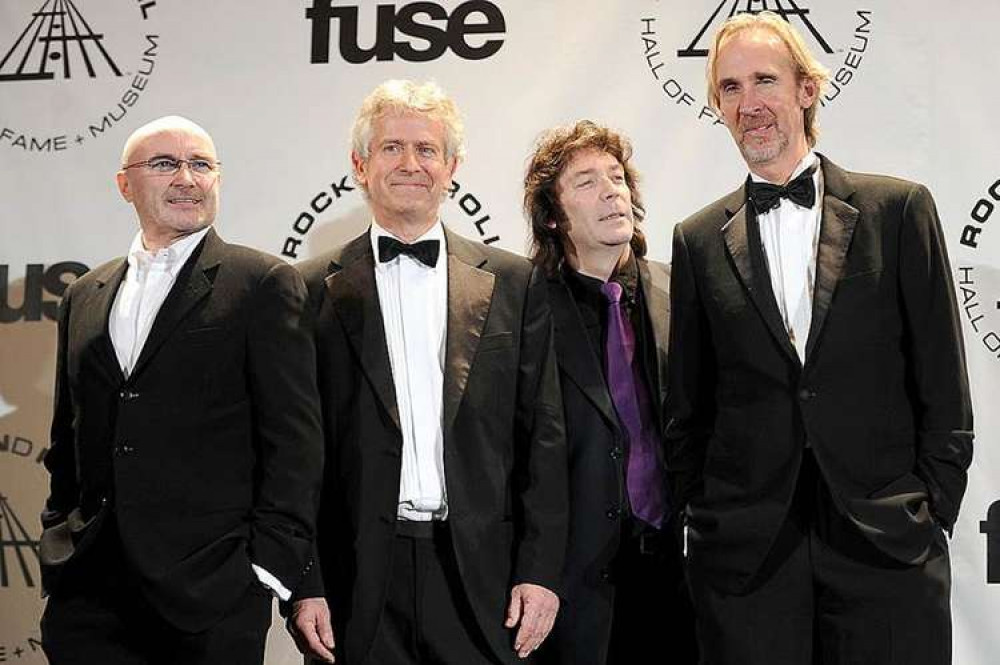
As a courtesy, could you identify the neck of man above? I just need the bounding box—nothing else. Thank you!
[376,212,438,243]
[140,225,206,252]
[747,136,812,185]
[570,243,631,283]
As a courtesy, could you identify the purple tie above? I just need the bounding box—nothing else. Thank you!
[601,281,666,528]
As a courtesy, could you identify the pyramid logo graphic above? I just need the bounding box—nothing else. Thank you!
[0,0,122,82]
[678,0,833,58]
[0,494,41,588]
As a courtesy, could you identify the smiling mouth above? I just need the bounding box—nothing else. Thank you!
[742,121,774,137]
[167,197,202,204]
[600,212,627,222]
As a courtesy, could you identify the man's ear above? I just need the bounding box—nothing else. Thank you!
[116,171,133,203]
[351,151,368,187]
[798,76,819,109]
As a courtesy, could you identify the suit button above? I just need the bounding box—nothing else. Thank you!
[798,389,816,401]
[115,442,135,456]
[119,390,139,402]
[599,568,611,582]
[605,507,619,520]
[609,447,623,460]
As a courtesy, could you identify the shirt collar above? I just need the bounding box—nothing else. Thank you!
[564,251,639,305]
[749,151,818,185]
[369,219,446,264]
[127,226,211,277]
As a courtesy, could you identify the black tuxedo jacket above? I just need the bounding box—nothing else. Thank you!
[296,228,568,665]
[542,258,672,664]
[667,155,973,593]
[41,228,324,632]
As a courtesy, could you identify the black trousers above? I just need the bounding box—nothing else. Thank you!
[40,516,271,665]
[365,521,504,665]
[606,520,699,664]
[688,452,952,665]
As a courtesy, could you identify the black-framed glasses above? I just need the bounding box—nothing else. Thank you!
[121,157,221,176]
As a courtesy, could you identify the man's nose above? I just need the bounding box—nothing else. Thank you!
[739,87,763,114]
[399,146,420,171]
[170,162,197,185]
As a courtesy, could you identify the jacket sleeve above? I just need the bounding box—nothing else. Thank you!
[898,184,974,531]
[42,282,78,529]
[511,266,568,592]
[246,261,325,592]
[664,224,715,515]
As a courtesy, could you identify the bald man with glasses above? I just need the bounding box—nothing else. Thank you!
[39,115,323,665]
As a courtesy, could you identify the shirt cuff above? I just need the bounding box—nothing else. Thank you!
[251,563,291,601]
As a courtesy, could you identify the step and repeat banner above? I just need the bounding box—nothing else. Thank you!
[1,1,998,663]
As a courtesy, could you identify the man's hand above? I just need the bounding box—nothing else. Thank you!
[504,582,560,659]
[289,597,336,663]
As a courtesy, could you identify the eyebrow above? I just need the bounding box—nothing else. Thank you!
[145,152,215,160]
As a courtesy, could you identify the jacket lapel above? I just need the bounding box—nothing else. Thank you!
[638,259,671,418]
[442,229,494,441]
[721,192,799,364]
[548,275,619,430]
[90,260,128,384]
[324,233,401,432]
[130,229,219,379]
[805,155,860,362]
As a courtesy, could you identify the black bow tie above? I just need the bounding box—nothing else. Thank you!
[378,236,440,268]
[748,166,817,214]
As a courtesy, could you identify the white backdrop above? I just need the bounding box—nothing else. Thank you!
[1,2,998,663]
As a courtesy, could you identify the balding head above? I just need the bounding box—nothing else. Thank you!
[120,115,216,167]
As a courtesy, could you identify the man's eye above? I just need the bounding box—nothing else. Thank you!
[418,146,437,157]
[383,144,401,154]
[189,160,213,174]
[577,179,594,188]
[149,158,178,171]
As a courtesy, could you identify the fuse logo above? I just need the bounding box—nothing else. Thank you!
[306,0,505,63]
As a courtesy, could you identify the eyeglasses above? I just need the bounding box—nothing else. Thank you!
[121,157,221,176]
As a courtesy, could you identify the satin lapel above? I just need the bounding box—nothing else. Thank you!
[324,235,401,432]
[721,203,798,364]
[548,276,618,430]
[805,159,860,362]
[442,230,494,440]
[91,260,128,384]
[130,231,219,379]
[639,259,670,402]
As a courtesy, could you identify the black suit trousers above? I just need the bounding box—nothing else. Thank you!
[688,452,951,665]
[606,521,698,665]
[40,514,271,665]
[363,522,503,665]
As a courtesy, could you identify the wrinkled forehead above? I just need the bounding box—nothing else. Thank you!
[371,109,447,145]
[717,27,794,73]
[122,126,217,165]
[561,148,624,179]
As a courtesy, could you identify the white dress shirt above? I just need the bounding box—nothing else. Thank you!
[108,226,290,600]
[110,227,210,376]
[370,220,449,522]
[752,152,824,364]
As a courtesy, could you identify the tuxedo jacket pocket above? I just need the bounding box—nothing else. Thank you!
[478,331,514,352]
[846,472,936,565]
[181,325,227,345]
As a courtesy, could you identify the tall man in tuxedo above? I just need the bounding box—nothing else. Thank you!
[290,80,568,665]
[667,12,973,664]
[39,116,324,664]
[523,120,696,665]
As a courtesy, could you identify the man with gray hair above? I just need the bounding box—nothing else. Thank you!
[291,80,568,664]
[39,116,324,664]
[667,11,972,664]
